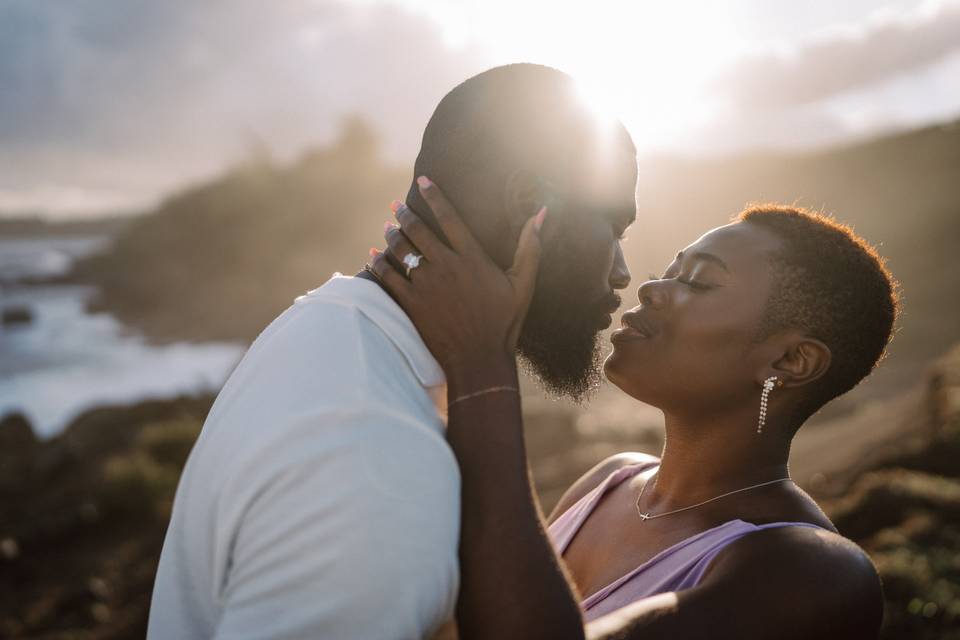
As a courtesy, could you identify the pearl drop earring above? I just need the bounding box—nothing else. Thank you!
[757,376,779,434]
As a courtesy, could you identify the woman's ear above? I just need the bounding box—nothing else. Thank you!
[767,333,832,389]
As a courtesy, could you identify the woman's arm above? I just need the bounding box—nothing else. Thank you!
[445,358,586,640]
[370,179,882,640]
[371,179,585,640]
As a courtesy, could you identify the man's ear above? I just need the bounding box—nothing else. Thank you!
[766,333,832,389]
[503,170,547,235]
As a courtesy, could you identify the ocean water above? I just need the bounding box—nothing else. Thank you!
[0,235,109,283]
[0,235,243,438]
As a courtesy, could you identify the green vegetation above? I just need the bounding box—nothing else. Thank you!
[817,345,960,638]
[0,398,210,639]
[76,117,409,343]
[823,417,960,638]
[100,418,202,521]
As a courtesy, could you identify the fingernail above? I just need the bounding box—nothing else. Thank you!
[534,206,548,232]
[369,247,380,258]
[383,221,394,234]
[390,200,403,213]
[416,176,433,190]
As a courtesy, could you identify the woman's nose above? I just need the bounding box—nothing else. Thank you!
[637,278,667,308]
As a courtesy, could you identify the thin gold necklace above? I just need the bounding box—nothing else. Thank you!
[635,474,793,521]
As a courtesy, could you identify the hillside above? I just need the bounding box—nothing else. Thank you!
[0,217,129,238]
[75,118,409,343]
[76,117,960,408]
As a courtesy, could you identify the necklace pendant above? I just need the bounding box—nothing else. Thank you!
[639,512,651,521]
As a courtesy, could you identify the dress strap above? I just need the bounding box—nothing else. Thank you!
[548,460,659,555]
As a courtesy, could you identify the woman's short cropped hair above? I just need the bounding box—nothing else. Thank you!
[736,205,900,420]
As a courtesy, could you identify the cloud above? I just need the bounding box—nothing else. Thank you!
[675,106,853,157]
[717,0,960,109]
[0,0,491,216]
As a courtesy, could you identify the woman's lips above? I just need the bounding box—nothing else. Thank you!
[610,325,647,343]
[611,312,656,343]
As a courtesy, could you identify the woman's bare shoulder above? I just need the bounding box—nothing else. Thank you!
[546,452,659,525]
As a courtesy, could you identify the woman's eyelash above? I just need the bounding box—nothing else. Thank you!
[651,271,712,290]
[678,278,712,290]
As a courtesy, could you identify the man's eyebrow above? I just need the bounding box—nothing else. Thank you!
[676,250,730,272]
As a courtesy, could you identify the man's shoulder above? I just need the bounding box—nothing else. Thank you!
[240,280,383,375]
[252,276,415,359]
[262,280,368,340]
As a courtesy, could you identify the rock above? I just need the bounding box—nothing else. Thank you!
[1,305,33,327]
[0,413,38,485]
[0,412,37,450]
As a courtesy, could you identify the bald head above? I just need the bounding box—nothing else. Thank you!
[406,63,636,267]
[401,64,637,400]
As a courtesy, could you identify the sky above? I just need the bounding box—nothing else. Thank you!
[1,0,959,219]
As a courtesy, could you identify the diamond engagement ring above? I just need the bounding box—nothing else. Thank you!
[402,252,422,277]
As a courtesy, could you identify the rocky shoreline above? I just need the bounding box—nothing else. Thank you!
[2,346,958,638]
[0,396,213,639]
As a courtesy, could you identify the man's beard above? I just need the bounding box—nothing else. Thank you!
[516,254,614,403]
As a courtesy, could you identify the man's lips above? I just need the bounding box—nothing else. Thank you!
[601,294,622,316]
[595,294,622,329]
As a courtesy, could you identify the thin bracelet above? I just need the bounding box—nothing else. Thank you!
[448,385,519,408]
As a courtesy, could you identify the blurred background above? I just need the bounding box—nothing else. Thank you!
[1,0,959,637]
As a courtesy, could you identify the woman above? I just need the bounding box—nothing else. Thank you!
[369,178,897,639]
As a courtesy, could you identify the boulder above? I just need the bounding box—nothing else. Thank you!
[0,412,38,487]
[1,305,33,327]
[0,412,37,452]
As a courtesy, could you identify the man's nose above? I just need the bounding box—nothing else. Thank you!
[609,244,631,290]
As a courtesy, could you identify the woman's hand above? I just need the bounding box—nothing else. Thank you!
[369,176,546,393]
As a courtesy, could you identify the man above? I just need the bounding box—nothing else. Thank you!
[147,63,637,638]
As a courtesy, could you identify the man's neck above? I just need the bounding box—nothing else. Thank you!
[354,267,380,285]
[355,266,403,307]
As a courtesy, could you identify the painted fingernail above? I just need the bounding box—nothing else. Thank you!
[384,221,395,234]
[416,176,433,189]
[390,200,403,213]
[534,206,548,232]
[369,247,380,258]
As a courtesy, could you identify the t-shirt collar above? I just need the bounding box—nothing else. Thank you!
[310,274,446,388]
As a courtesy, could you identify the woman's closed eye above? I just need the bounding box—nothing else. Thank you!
[677,277,713,291]
[650,271,714,291]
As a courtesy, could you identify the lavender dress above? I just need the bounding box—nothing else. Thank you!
[547,461,830,621]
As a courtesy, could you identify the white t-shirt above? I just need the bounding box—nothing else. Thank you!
[147,275,460,639]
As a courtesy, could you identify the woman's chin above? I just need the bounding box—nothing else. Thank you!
[603,354,634,392]
[603,352,661,405]
[603,345,635,380]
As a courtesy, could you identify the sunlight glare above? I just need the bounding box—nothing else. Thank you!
[386,0,738,153]
[573,76,624,133]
